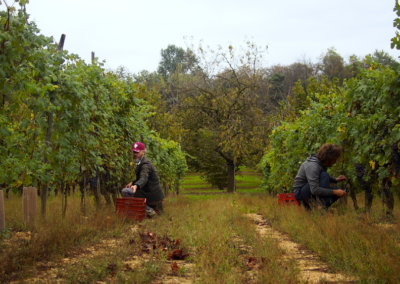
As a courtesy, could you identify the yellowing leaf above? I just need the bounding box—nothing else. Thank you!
[369,160,375,170]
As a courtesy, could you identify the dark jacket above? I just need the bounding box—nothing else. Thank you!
[132,156,164,203]
[292,154,337,196]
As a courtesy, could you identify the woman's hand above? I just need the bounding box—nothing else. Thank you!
[333,189,347,197]
[336,175,347,182]
[130,185,137,193]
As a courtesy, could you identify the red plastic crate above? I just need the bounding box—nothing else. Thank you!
[116,197,146,221]
[277,193,300,207]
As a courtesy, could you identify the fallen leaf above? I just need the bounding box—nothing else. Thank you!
[168,249,190,260]
[171,262,180,273]
[245,257,257,270]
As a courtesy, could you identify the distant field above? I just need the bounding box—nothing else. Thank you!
[181,168,264,196]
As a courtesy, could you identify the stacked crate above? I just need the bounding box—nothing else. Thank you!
[116,197,146,221]
[277,193,300,207]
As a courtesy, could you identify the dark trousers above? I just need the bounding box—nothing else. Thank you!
[294,172,340,210]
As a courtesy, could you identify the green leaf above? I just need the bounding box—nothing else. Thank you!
[0,126,11,137]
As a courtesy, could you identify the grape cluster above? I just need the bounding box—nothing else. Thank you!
[383,126,388,136]
[104,170,110,183]
[392,143,400,175]
[355,163,365,179]
[354,163,373,193]
[89,172,99,190]
[78,174,88,188]
[376,127,389,154]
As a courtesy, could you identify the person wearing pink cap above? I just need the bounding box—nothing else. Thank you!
[122,142,165,217]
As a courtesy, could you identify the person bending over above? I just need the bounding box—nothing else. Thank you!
[121,142,164,217]
[293,143,347,211]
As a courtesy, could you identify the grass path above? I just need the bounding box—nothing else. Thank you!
[2,169,400,283]
[247,213,358,283]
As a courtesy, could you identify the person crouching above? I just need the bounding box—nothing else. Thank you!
[293,143,347,211]
[121,142,165,217]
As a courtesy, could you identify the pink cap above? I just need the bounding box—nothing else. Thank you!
[132,142,145,152]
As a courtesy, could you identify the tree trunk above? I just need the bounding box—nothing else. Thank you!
[37,182,41,197]
[41,94,55,215]
[100,176,111,206]
[94,175,101,208]
[111,184,117,206]
[338,183,348,206]
[61,181,67,218]
[365,182,373,213]
[163,182,168,196]
[175,176,180,195]
[80,175,87,214]
[382,178,394,215]
[62,183,68,218]
[0,190,5,231]
[348,181,359,210]
[227,159,235,193]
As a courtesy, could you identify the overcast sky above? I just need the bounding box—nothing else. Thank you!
[2,0,399,73]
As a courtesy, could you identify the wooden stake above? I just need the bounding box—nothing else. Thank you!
[0,190,5,231]
[23,187,37,224]
[91,52,95,63]
[42,34,65,215]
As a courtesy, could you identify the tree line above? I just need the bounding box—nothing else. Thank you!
[117,38,397,194]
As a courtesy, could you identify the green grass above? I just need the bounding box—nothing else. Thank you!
[0,193,299,283]
[181,168,264,195]
[2,187,400,283]
[237,194,400,283]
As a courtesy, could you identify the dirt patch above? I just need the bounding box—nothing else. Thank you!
[247,213,358,283]
[9,237,125,283]
[10,226,195,284]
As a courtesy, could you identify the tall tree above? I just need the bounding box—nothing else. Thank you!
[157,45,197,79]
[321,47,350,82]
[371,50,397,67]
[178,42,270,192]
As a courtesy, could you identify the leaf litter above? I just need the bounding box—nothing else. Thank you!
[10,225,194,284]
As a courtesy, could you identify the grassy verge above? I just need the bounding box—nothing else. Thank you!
[0,193,127,282]
[0,193,299,283]
[141,195,299,283]
[237,195,400,283]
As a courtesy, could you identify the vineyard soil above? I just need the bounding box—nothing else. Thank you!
[0,171,399,283]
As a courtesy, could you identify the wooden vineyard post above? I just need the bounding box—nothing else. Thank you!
[91,52,95,63]
[0,190,5,231]
[174,177,180,195]
[23,187,37,224]
[42,34,66,215]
